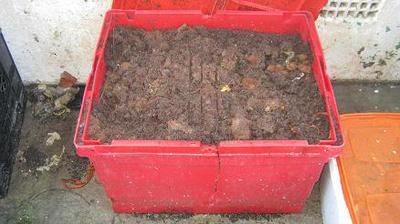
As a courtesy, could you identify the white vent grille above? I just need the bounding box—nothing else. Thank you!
[319,0,385,21]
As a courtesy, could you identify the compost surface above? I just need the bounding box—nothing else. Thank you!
[90,26,329,144]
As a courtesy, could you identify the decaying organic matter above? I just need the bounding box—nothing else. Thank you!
[90,26,329,144]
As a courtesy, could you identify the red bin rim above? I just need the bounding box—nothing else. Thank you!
[74,10,343,159]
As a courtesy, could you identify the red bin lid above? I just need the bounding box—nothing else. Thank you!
[112,0,327,19]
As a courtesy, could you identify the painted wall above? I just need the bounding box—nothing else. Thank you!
[317,0,400,80]
[0,0,111,83]
[0,0,399,83]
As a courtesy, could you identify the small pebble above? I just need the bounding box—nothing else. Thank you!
[374,89,379,93]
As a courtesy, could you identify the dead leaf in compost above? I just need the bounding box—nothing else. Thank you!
[267,64,288,75]
[241,77,258,90]
[220,84,231,92]
[287,62,298,71]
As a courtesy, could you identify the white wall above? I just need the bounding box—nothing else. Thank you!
[317,0,400,80]
[0,0,399,83]
[0,0,111,83]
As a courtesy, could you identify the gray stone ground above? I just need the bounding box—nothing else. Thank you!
[0,81,399,224]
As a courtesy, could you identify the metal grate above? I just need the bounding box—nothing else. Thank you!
[319,0,385,21]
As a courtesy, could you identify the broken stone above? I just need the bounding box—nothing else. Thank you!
[58,71,77,88]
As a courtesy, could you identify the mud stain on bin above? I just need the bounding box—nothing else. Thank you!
[89,26,329,144]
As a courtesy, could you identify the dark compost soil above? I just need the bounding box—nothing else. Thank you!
[89,26,329,144]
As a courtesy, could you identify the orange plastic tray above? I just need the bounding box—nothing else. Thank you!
[338,113,400,224]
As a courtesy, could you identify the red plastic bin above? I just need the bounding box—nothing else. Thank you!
[112,0,328,19]
[74,9,343,213]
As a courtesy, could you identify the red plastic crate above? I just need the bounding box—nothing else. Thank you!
[74,9,343,213]
[112,0,328,18]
